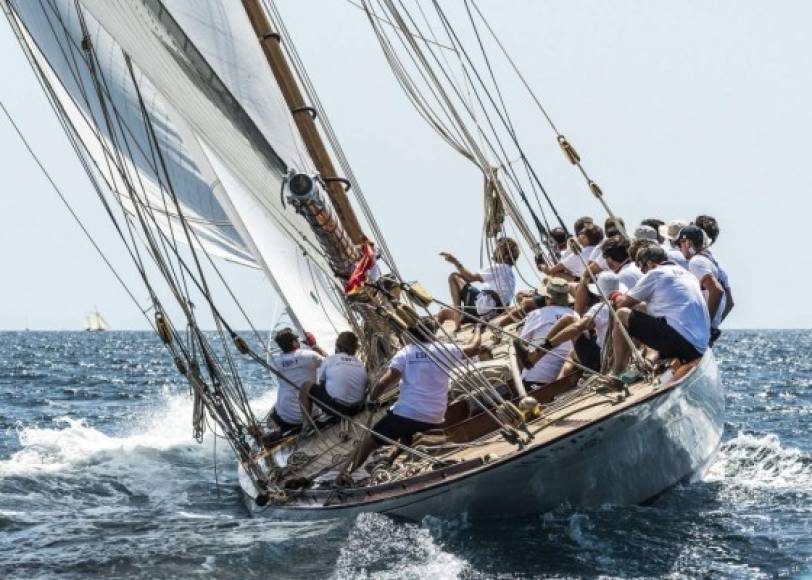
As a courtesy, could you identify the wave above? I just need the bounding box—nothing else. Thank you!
[705,431,811,492]
[332,513,468,580]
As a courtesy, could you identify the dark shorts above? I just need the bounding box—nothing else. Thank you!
[309,382,363,418]
[574,333,601,372]
[628,310,703,363]
[269,409,301,434]
[460,283,481,321]
[370,410,438,446]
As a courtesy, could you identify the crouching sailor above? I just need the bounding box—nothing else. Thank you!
[338,319,481,483]
[268,328,325,434]
[609,245,710,381]
[300,331,368,421]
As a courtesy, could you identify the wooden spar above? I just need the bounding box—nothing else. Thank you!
[240,0,365,245]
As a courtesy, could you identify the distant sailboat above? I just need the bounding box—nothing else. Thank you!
[82,308,110,332]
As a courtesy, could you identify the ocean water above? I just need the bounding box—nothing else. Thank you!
[0,330,809,579]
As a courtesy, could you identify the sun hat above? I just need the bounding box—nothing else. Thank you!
[539,277,574,306]
[658,219,689,242]
[633,225,658,242]
[588,271,627,297]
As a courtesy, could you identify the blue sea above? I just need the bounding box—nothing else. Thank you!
[0,330,809,579]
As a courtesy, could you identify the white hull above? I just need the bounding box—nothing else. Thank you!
[242,351,723,521]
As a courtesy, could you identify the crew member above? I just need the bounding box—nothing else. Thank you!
[677,225,733,345]
[300,331,368,421]
[268,328,326,433]
[437,237,519,331]
[658,220,690,269]
[540,223,604,279]
[609,246,710,379]
[339,320,482,480]
[517,277,577,387]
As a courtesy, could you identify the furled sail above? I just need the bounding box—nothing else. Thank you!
[7,0,352,346]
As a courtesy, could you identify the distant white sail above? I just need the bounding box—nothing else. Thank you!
[83,309,110,331]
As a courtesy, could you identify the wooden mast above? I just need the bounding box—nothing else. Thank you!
[240,0,365,244]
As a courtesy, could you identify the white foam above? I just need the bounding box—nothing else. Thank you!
[705,431,811,492]
[331,513,468,580]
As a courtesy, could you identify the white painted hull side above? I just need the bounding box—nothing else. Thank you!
[243,350,724,521]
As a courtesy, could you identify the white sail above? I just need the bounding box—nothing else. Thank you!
[83,309,110,331]
[199,138,349,352]
[7,0,352,343]
[7,0,257,266]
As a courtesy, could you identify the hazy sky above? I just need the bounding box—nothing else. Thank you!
[1,0,810,330]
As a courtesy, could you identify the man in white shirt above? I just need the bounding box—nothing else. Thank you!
[573,235,641,316]
[437,237,519,331]
[268,328,326,433]
[609,246,710,378]
[540,223,604,279]
[544,272,626,372]
[676,225,733,345]
[339,320,482,480]
[516,278,577,387]
[658,220,690,269]
[300,331,368,421]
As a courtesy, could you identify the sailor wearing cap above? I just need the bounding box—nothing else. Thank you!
[517,277,577,386]
[268,328,326,433]
[676,225,733,345]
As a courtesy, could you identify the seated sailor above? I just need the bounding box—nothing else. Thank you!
[584,216,626,275]
[437,237,519,331]
[658,219,690,269]
[300,331,368,421]
[539,223,604,280]
[574,235,641,314]
[543,271,626,373]
[268,328,325,433]
[339,320,481,480]
[517,277,577,387]
[676,224,733,345]
[609,245,710,379]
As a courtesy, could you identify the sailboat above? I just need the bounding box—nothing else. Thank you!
[82,307,110,332]
[3,1,723,520]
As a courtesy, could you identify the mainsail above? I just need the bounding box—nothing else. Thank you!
[7,0,352,347]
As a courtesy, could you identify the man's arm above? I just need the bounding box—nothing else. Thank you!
[539,262,567,276]
[721,286,734,321]
[701,274,725,322]
[370,368,402,401]
[441,252,483,283]
[548,316,593,347]
[613,294,642,310]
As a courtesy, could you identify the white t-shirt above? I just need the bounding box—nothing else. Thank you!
[560,245,596,278]
[390,343,464,424]
[617,260,643,289]
[585,302,610,350]
[589,242,609,271]
[627,264,710,354]
[272,349,323,424]
[318,353,368,405]
[521,305,574,384]
[688,254,728,329]
[475,263,516,315]
[661,243,689,270]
